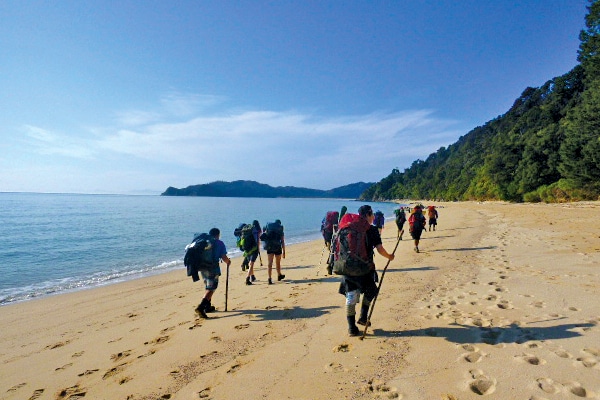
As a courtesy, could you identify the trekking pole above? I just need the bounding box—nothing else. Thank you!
[359,236,402,340]
[225,261,230,311]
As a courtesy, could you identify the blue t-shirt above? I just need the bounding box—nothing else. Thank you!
[211,239,227,275]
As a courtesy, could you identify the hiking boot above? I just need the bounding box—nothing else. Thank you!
[357,318,371,327]
[326,266,333,275]
[347,315,360,336]
[195,305,208,319]
[245,277,252,285]
[251,275,256,282]
[268,278,273,285]
[206,305,216,313]
[415,247,420,253]
[278,274,285,281]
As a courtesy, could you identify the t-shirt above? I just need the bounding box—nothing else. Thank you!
[366,225,383,258]
[211,239,227,275]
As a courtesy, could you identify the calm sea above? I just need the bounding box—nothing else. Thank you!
[0,193,399,305]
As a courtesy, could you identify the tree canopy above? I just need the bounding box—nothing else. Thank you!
[361,0,600,203]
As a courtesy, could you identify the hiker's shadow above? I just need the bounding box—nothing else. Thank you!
[427,246,496,252]
[232,305,337,321]
[374,321,595,344]
[382,266,439,273]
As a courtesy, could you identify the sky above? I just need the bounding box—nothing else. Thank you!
[0,0,590,194]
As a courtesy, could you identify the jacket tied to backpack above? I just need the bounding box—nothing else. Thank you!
[332,213,375,276]
[184,233,218,282]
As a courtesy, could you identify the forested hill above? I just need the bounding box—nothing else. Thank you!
[161,180,373,199]
[361,2,600,203]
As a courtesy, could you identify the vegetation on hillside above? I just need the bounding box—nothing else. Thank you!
[361,1,600,203]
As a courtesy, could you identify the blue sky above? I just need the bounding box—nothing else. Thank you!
[0,1,589,194]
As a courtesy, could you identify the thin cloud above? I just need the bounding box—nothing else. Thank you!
[23,125,95,159]
[97,101,462,188]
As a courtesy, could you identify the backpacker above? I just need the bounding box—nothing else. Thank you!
[332,213,374,276]
[239,224,257,253]
[321,211,339,243]
[184,233,215,281]
[408,212,424,232]
[394,208,406,224]
[261,221,283,252]
[373,210,385,228]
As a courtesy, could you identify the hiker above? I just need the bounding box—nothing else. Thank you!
[427,206,439,231]
[408,205,426,253]
[321,211,339,250]
[394,207,406,240]
[373,210,385,234]
[244,220,262,285]
[262,219,286,284]
[337,205,395,337]
[195,228,231,318]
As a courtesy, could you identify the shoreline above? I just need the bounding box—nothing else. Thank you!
[1,201,598,399]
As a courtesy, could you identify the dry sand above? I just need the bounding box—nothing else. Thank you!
[1,201,599,399]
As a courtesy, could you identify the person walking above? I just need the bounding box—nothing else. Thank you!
[409,205,426,253]
[427,206,439,231]
[195,228,231,318]
[245,220,262,285]
[262,219,286,284]
[394,207,406,240]
[373,210,385,235]
[337,205,395,336]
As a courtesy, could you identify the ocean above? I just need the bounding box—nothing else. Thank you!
[0,193,400,305]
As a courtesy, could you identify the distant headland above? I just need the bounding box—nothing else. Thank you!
[161,180,373,199]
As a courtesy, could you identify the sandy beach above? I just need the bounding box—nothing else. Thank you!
[1,201,599,399]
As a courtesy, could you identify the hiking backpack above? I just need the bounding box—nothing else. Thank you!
[184,233,216,280]
[332,213,374,276]
[408,212,425,232]
[239,224,257,253]
[373,210,385,228]
[321,211,339,243]
[261,221,283,252]
[394,209,406,223]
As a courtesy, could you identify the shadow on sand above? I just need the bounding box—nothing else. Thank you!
[373,320,595,345]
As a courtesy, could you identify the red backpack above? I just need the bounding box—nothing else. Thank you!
[332,213,374,276]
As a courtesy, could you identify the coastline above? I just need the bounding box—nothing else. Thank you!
[1,201,598,399]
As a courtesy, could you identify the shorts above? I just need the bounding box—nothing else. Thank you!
[410,229,423,240]
[429,218,437,226]
[246,252,258,262]
[200,270,219,291]
[267,248,283,255]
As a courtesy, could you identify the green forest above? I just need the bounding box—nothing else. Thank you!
[361,1,600,203]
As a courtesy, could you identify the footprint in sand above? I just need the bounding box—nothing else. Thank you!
[531,301,546,308]
[496,300,513,309]
[55,363,73,371]
[227,363,242,373]
[77,369,99,377]
[198,387,212,398]
[516,354,546,366]
[465,352,484,363]
[111,350,132,361]
[468,370,496,395]
[102,363,128,380]
[27,388,44,400]
[554,349,572,359]
[325,362,346,372]
[71,351,85,358]
[583,347,600,356]
[537,377,560,394]
[7,382,27,392]
[565,382,592,397]
[56,384,87,399]
[576,357,598,368]
[234,324,250,330]
[364,378,400,399]
[333,343,351,352]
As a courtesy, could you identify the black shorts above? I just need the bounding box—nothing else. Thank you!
[410,229,423,240]
[267,248,282,255]
[429,218,437,226]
